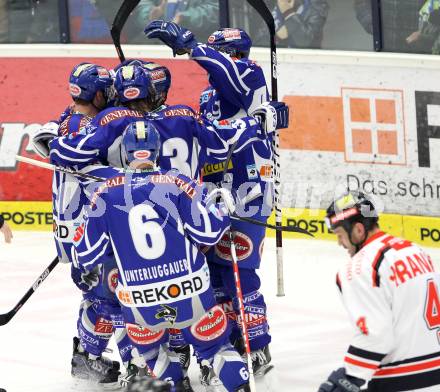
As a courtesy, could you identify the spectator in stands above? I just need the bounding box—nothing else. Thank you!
[0,0,7,42]
[427,7,440,53]
[136,0,219,41]
[354,0,427,53]
[0,214,13,243]
[272,0,329,49]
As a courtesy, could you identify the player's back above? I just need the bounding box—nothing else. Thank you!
[348,232,440,389]
[375,235,440,359]
[149,104,202,178]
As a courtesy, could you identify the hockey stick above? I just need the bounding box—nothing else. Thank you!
[221,145,257,390]
[229,230,257,392]
[111,0,141,62]
[0,256,59,326]
[246,0,285,296]
[16,155,311,235]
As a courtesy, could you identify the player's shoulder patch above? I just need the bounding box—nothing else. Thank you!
[200,87,215,105]
[98,107,144,127]
[149,171,199,199]
[161,104,197,119]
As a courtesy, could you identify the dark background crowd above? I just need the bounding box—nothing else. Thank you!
[1,0,439,54]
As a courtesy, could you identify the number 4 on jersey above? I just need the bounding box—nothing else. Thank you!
[424,279,440,330]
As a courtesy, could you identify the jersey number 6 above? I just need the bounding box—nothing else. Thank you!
[128,204,166,259]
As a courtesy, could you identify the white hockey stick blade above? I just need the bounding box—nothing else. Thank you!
[16,154,55,170]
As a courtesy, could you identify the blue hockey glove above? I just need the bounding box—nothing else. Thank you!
[144,20,198,56]
[318,368,365,392]
[71,264,102,292]
[250,101,290,134]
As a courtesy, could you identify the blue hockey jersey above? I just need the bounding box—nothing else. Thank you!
[191,44,273,216]
[192,45,269,121]
[49,104,263,180]
[74,170,230,330]
[52,111,122,264]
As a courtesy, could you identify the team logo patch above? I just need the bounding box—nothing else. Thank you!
[69,83,82,97]
[222,29,241,41]
[215,231,253,261]
[259,164,272,181]
[123,87,141,100]
[126,323,165,345]
[246,164,258,180]
[133,150,151,160]
[208,35,216,44]
[150,70,166,82]
[73,223,85,243]
[191,306,227,342]
[107,268,118,293]
[94,317,113,335]
[155,304,178,325]
[97,67,110,78]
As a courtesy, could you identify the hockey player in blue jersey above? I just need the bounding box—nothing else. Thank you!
[49,64,267,178]
[144,21,288,381]
[73,120,252,392]
[144,22,268,120]
[31,63,145,387]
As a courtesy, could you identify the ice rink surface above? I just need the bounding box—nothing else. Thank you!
[2,232,439,391]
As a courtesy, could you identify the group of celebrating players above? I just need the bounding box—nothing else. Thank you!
[32,20,287,392]
[27,17,440,392]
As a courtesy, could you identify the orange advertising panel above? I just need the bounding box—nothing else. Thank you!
[282,88,406,165]
[0,57,208,201]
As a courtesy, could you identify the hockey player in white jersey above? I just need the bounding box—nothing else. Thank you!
[319,191,440,392]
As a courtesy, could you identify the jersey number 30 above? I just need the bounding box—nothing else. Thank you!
[424,279,440,329]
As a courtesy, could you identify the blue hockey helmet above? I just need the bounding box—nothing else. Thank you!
[114,59,171,96]
[114,64,155,103]
[112,58,147,75]
[141,62,171,96]
[206,28,252,57]
[69,63,113,102]
[121,120,161,168]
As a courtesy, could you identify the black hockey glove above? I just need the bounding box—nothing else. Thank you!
[318,368,365,392]
[71,264,102,292]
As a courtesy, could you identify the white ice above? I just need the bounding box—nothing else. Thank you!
[1,232,439,391]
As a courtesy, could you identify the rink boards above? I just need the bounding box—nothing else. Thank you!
[1,45,440,248]
[1,201,439,248]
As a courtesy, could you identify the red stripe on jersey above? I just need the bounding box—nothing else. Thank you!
[371,243,391,287]
[362,231,387,248]
[375,358,440,376]
[345,356,379,370]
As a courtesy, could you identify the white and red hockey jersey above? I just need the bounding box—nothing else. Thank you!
[337,231,440,391]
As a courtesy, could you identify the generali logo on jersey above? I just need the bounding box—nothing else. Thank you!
[282,88,407,165]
